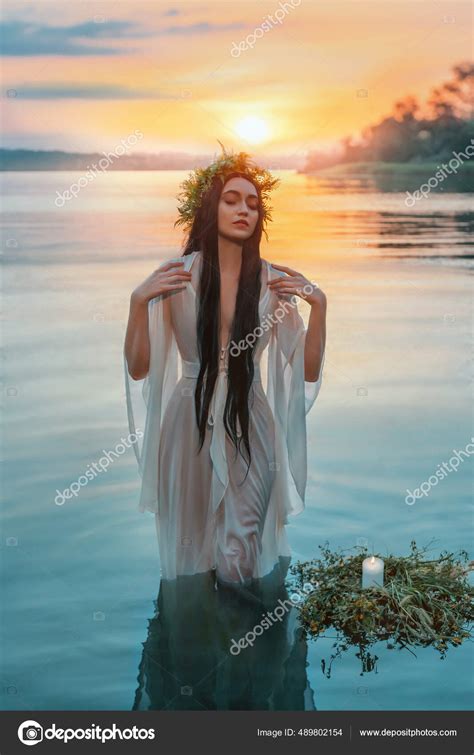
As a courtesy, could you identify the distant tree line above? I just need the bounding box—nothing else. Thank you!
[305,61,474,169]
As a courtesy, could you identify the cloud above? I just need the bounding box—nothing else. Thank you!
[6,83,177,99]
[162,21,245,36]
[1,17,247,56]
[0,19,153,56]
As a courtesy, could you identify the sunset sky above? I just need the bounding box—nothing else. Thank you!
[1,0,472,161]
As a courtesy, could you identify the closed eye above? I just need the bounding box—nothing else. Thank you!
[225,199,257,207]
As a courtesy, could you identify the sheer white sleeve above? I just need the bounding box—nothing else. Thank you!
[265,284,325,522]
[124,289,179,514]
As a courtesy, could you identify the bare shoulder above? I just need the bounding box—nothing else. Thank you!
[262,258,287,278]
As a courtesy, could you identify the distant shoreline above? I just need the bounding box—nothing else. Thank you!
[0,148,297,172]
[2,150,473,175]
[300,160,474,176]
[0,148,205,171]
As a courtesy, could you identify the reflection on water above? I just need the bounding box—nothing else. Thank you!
[133,564,315,711]
[308,167,474,195]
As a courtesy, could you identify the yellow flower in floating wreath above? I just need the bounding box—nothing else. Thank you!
[174,140,281,233]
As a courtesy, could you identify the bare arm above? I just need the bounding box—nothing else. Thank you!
[304,294,326,382]
[124,294,151,381]
[124,260,192,380]
[267,262,327,382]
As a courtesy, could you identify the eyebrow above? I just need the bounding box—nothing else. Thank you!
[222,189,258,200]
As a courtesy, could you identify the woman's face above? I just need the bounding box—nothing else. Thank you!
[217,176,259,242]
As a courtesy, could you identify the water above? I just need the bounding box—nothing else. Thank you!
[1,170,472,710]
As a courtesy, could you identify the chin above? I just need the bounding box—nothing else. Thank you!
[221,226,253,242]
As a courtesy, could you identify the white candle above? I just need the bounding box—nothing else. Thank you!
[362,555,384,588]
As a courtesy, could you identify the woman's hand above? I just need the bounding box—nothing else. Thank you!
[132,260,192,305]
[125,261,191,380]
[268,263,326,310]
[268,263,327,382]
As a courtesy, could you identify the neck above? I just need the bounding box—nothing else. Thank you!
[217,236,243,278]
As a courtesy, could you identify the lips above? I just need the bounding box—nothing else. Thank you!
[233,220,249,227]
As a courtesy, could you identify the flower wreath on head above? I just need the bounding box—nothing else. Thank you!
[174,140,281,234]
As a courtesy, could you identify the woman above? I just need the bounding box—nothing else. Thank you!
[124,145,326,588]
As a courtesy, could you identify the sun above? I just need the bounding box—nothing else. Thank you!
[235,116,269,144]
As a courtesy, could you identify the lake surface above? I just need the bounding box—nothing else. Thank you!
[1,170,472,710]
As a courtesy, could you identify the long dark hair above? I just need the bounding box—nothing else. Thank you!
[178,171,265,478]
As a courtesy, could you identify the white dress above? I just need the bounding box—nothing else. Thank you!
[124,250,325,585]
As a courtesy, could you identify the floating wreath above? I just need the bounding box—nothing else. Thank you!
[288,540,474,676]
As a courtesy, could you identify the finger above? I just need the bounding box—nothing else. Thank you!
[161,283,187,291]
[161,274,192,285]
[275,283,303,293]
[268,278,299,288]
[270,263,298,276]
[163,271,192,279]
[159,260,186,272]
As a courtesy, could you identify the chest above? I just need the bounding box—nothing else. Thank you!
[219,277,239,339]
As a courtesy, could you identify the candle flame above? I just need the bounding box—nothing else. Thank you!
[370,556,375,564]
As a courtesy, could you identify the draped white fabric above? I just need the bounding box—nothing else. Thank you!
[124,250,325,583]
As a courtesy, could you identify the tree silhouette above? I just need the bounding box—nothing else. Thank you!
[304,61,474,170]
